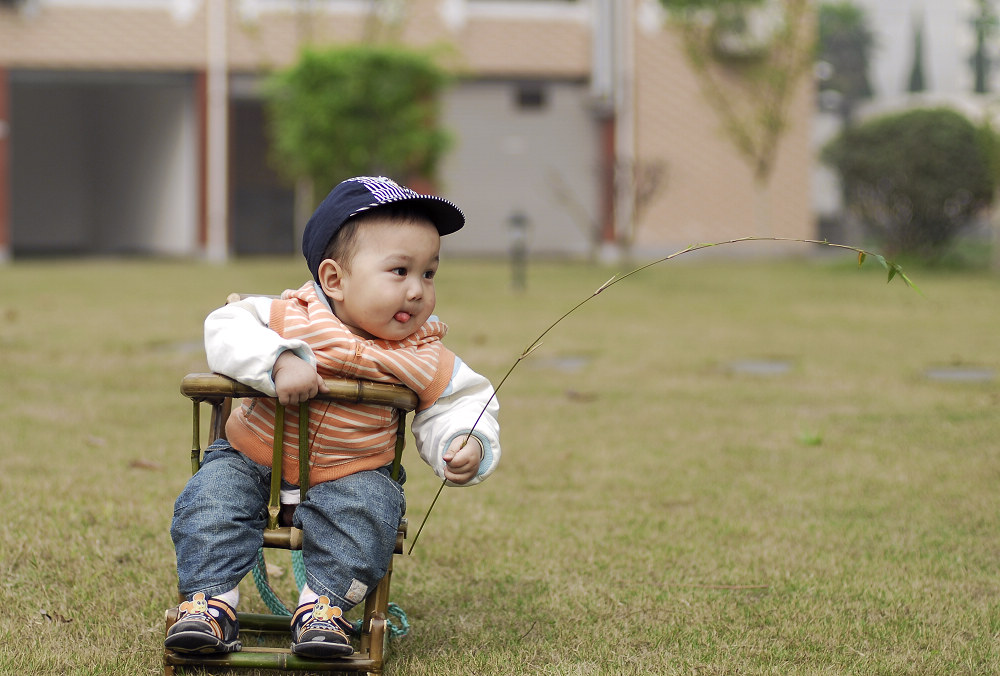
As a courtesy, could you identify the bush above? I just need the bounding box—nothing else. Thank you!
[265,45,452,195]
[822,107,998,259]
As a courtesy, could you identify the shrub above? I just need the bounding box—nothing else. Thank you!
[822,107,998,259]
[265,45,452,196]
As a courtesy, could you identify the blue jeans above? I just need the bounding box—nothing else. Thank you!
[170,439,405,609]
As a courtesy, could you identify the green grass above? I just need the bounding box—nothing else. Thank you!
[1,255,999,675]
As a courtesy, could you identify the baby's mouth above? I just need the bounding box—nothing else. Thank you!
[394,311,412,323]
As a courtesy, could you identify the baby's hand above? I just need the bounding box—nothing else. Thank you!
[442,435,483,484]
[272,351,329,406]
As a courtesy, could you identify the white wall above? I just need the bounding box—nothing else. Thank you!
[440,80,601,258]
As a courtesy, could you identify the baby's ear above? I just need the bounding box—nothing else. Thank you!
[317,259,345,301]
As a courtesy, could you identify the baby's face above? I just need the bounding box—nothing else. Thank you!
[328,217,441,341]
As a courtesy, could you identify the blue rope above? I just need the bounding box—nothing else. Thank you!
[251,548,292,616]
[387,602,411,638]
[251,549,409,639]
[291,549,308,592]
[346,602,410,638]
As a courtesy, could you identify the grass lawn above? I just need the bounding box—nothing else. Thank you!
[0,253,998,675]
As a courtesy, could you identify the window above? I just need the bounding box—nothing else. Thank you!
[515,83,548,111]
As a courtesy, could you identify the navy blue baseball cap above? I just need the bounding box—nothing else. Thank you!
[302,176,465,281]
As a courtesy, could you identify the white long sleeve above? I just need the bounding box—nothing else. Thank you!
[204,297,315,397]
[410,357,501,486]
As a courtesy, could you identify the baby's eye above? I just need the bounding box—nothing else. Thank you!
[423,269,436,280]
[391,267,407,276]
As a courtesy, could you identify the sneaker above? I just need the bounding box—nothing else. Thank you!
[290,596,354,658]
[164,592,242,654]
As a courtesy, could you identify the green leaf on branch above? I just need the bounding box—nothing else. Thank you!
[856,248,921,294]
[888,263,921,294]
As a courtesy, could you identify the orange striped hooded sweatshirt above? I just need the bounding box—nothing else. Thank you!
[225,282,455,486]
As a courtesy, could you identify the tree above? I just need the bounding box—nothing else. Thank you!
[264,45,452,203]
[817,1,874,125]
[659,0,815,187]
[659,0,814,237]
[971,0,999,94]
[822,107,998,259]
[906,14,927,93]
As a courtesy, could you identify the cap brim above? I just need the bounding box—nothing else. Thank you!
[349,195,465,236]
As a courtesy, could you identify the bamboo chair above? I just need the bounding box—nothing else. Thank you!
[164,370,418,676]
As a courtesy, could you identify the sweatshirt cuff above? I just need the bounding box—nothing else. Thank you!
[446,430,493,479]
[267,345,317,388]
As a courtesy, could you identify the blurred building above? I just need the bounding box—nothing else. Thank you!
[814,0,998,243]
[853,0,986,102]
[0,0,814,262]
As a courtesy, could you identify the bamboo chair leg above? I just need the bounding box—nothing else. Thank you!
[366,617,388,676]
[163,608,179,676]
[360,557,394,666]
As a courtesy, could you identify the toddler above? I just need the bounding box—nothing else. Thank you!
[166,176,500,658]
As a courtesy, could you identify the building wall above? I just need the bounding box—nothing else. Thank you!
[813,0,995,242]
[853,0,979,100]
[0,0,818,260]
[440,78,599,258]
[630,6,815,257]
[0,1,592,75]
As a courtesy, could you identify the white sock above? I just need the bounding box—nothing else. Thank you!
[297,583,319,608]
[213,587,240,609]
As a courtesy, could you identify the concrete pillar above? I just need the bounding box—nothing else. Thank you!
[204,0,230,262]
[0,67,9,262]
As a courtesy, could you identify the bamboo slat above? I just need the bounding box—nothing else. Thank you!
[180,372,418,411]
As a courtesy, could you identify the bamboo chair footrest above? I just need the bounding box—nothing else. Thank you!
[164,649,380,671]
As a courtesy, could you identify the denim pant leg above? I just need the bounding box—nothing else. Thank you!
[293,466,405,610]
[170,439,271,599]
